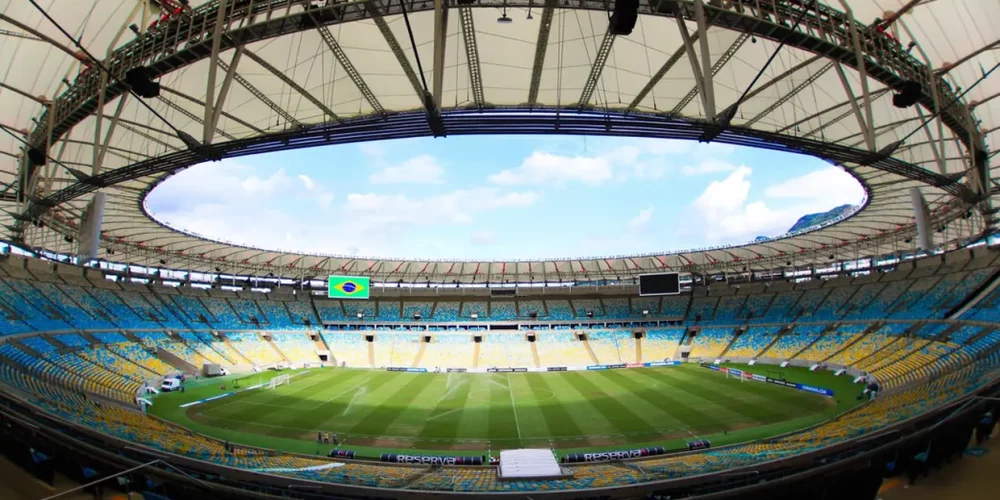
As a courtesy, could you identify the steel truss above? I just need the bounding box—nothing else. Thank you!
[5,0,993,281]
[15,108,985,281]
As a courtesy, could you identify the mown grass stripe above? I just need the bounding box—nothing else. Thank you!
[208,370,364,423]
[524,371,585,439]
[561,371,656,436]
[274,371,397,432]
[347,373,439,436]
[418,374,477,441]
[629,368,755,423]
[664,367,821,418]
[655,368,791,424]
[486,374,520,445]
[602,369,721,431]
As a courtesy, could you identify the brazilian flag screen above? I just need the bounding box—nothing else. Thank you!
[328,276,370,300]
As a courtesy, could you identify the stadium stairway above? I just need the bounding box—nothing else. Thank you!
[127,332,196,373]
[948,266,1000,319]
[582,335,600,364]
[530,339,541,367]
[221,335,254,365]
[960,326,997,347]
[936,322,963,341]
[77,332,101,345]
[263,333,291,363]
[820,323,879,363]
[756,326,788,358]
[367,341,375,367]
[788,324,833,360]
[313,333,332,356]
[718,328,741,357]
[635,335,643,363]
[852,334,904,368]
[472,342,480,368]
[411,341,426,368]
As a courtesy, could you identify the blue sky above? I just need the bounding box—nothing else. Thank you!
[145,135,866,260]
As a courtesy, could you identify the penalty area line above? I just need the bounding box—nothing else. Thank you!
[310,376,372,411]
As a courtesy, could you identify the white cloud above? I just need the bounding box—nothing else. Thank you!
[685,166,865,244]
[680,159,739,176]
[345,188,538,226]
[628,206,654,230]
[765,166,865,204]
[298,174,316,190]
[489,152,614,186]
[369,155,445,185]
[488,137,735,187]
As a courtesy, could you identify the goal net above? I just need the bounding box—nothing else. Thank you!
[269,374,290,389]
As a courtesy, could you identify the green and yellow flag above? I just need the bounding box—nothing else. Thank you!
[327,276,370,299]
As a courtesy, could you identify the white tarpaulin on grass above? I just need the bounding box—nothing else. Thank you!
[498,449,562,480]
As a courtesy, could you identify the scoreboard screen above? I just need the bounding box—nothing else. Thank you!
[639,273,680,296]
[328,276,371,299]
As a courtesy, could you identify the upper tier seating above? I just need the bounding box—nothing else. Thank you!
[572,299,603,317]
[402,302,434,320]
[433,302,460,320]
[256,300,298,328]
[726,326,781,358]
[764,324,825,360]
[377,302,401,321]
[546,300,573,320]
[798,324,868,362]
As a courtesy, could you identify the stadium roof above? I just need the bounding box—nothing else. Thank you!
[0,0,998,282]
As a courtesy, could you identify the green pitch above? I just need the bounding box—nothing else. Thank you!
[150,364,862,456]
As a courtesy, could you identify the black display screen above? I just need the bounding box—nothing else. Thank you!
[639,273,680,296]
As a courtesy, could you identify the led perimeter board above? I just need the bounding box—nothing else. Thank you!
[328,276,371,299]
[639,273,680,296]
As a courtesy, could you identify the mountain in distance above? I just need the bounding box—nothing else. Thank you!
[786,204,856,234]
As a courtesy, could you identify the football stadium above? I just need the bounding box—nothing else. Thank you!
[1,0,1000,499]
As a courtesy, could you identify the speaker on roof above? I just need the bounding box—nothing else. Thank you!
[892,80,922,108]
[27,147,47,167]
[125,66,160,98]
[610,0,639,35]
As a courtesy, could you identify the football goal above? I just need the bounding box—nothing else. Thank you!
[269,374,290,389]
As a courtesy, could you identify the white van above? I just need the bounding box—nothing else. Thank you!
[161,378,182,392]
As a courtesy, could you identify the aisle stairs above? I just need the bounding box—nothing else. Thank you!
[582,336,599,364]
[412,341,427,368]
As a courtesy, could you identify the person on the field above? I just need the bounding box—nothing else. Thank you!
[332,433,338,445]
[324,432,330,444]
[317,432,323,444]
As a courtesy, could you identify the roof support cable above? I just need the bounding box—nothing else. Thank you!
[702,0,813,142]
[400,0,431,96]
[25,0,200,152]
[398,0,444,136]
